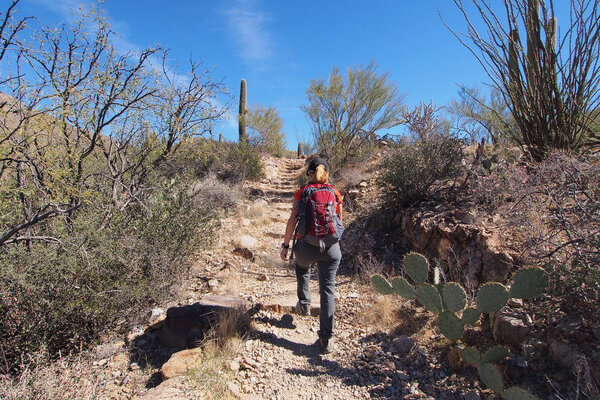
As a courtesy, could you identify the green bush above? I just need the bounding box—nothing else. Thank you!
[159,139,264,184]
[378,134,464,207]
[217,141,264,183]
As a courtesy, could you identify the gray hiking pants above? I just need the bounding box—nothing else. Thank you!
[294,239,341,340]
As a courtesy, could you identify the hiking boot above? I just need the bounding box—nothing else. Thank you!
[318,337,334,354]
[295,301,310,316]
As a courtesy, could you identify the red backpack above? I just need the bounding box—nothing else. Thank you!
[296,183,345,251]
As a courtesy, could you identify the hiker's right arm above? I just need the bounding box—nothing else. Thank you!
[283,199,299,246]
[280,200,299,261]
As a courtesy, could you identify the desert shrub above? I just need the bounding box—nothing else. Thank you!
[466,147,529,210]
[247,104,288,158]
[216,142,264,183]
[190,173,242,210]
[514,152,599,292]
[0,177,222,374]
[338,167,370,189]
[162,138,223,179]
[378,134,465,207]
[302,62,404,172]
[296,168,309,187]
[465,150,599,292]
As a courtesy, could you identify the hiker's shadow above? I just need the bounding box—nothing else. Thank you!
[251,320,461,398]
[250,329,321,358]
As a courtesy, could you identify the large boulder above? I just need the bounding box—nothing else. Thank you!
[161,348,204,380]
[490,307,532,347]
[158,295,249,348]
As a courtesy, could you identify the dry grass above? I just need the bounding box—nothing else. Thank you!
[185,338,241,400]
[0,351,102,400]
[247,198,269,219]
[360,293,432,338]
[217,269,242,297]
[360,295,404,333]
[186,307,251,400]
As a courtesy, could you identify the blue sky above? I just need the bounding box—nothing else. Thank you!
[11,0,564,149]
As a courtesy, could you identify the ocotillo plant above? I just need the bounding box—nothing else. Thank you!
[239,79,247,143]
[372,252,548,400]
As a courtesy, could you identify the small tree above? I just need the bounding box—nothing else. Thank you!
[444,0,600,160]
[402,101,444,140]
[301,61,404,171]
[448,85,515,144]
[247,104,287,157]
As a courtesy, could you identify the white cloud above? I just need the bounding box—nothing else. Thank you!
[224,4,272,65]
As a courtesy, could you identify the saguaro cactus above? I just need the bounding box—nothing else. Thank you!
[297,142,302,157]
[508,1,558,100]
[508,29,520,93]
[239,79,247,143]
[525,0,542,85]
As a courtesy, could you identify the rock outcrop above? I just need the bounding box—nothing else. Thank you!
[400,209,514,285]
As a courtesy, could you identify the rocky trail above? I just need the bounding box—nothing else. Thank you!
[84,156,493,400]
[187,157,377,400]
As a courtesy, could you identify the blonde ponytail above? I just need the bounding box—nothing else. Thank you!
[311,164,329,184]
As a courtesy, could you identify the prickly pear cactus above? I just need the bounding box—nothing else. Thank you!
[403,252,429,284]
[502,387,541,400]
[372,275,394,295]
[438,311,464,340]
[462,307,481,325]
[479,363,504,393]
[483,346,509,364]
[442,282,467,313]
[392,277,416,299]
[370,251,543,400]
[416,283,443,314]
[509,267,548,300]
[476,283,509,313]
[461,346,482,366]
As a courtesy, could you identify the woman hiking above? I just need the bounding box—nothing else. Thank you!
[279,157,344,354]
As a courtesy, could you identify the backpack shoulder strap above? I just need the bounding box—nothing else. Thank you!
[300,184,317,202]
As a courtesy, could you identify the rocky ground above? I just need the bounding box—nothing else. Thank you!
[56,155,595,400]
[119,156,492,400]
